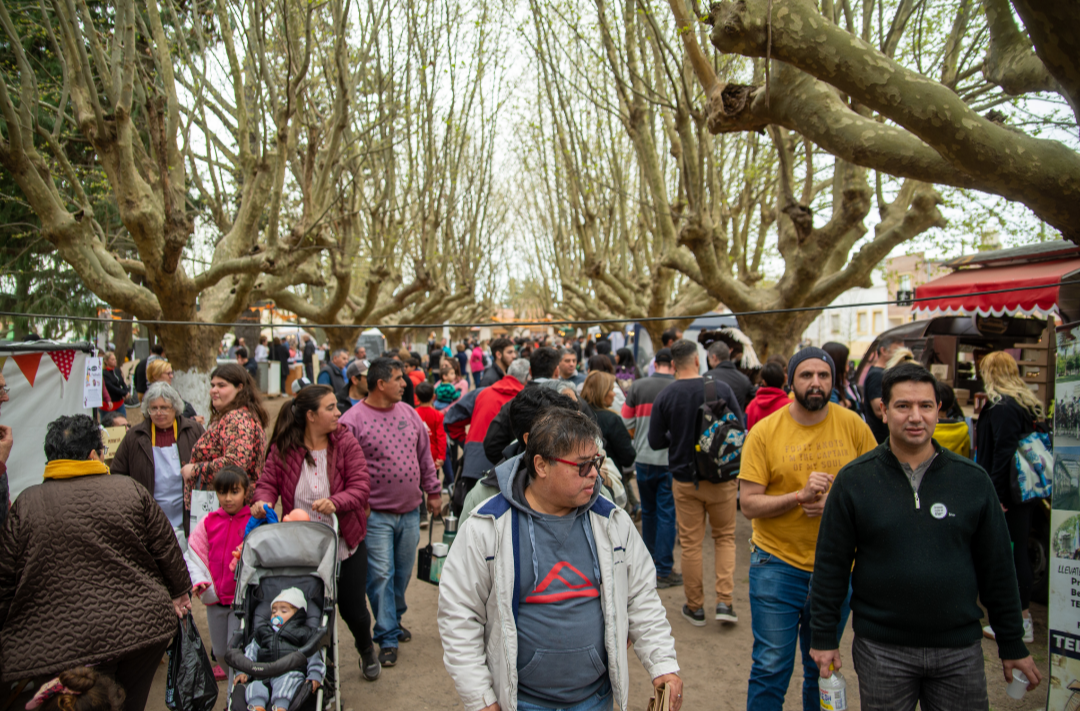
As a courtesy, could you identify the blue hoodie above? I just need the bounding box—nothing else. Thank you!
[495,454,611,707]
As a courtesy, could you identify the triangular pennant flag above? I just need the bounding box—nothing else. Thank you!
[49,350,75,381]
[12,353,43,387]
[0,356,7,373]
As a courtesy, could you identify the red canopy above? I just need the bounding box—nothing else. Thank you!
[913,258,1080,318]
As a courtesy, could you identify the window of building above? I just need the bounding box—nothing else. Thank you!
[830,314,841,334]
[857,311,868,334]
[899,274,912,291]
[873,310,883,333]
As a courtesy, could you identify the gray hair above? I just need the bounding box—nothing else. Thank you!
[141,381,185,418]
[508,358,531,384]
[538,378,578,399]
[332,348,348,360]
[707,341,731,362]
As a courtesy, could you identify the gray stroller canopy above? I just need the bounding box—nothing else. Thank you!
[235,520,338,600]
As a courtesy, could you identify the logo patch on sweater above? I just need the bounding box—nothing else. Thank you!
[930,503,948,519]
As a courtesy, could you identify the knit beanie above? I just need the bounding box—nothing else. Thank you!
[272,587,307,612]
[787,347,835,387]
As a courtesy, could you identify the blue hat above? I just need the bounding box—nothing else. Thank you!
[787,347,835,386]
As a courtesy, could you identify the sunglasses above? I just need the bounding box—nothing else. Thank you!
[550,455,605,477]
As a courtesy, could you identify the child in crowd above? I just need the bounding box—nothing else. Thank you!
[415,382,447,472]
[234,588,324,711]
[26,667,125,711]
[185,465,253,681]
[933,380,971,458]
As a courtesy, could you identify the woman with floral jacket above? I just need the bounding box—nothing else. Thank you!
[182,364,268,509]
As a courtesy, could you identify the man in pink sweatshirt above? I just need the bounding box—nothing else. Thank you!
[338,357,442,669]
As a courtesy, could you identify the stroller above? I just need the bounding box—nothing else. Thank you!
[225,519,341,711]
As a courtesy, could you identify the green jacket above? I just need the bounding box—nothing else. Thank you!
[810,441,1028,660]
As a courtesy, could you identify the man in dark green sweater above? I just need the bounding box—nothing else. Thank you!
[809,363,1040,709]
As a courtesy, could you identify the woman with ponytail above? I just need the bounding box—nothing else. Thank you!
[251,385,379,681]
[976,351,1045,645]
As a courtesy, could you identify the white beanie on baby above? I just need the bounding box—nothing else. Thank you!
[271,587,307,612]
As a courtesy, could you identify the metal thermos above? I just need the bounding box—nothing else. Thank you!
[442,513,458,548]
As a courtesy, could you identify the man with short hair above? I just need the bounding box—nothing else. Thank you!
[349,345,369,371]
[337,361,367,414]
[557,348,584,386]
[338,358,442,668]
[463,359,530,479]
[440,409,682,711]
[235,347,258,379]
[622,348,679,588]
[649,340,744,627]
[705,341,754,410]
[861,336,903,444]
[480,337,517,387]
[382,350,416,408]
[738,347,876,711]
[646,328,682,376]
[318,349,348,392]
[134,343,165,400]
[810,363,1041,709]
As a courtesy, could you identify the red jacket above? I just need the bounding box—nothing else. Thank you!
[745,387,791,430]
[254,427,370,548]
[466,375,524,444]
[416,405,448,464]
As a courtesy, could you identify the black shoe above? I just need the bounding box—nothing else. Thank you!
[398,625,411,643]
[681,604,706,627]
[360,648,381,681]
[656,572,683,589]
[377,647,397,667]
[716,602,738,623]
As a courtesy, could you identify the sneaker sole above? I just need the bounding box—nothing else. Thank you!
[716,613,738,623]
[378,655,397,667]
[682,611,707,627]
[362,667,381,681]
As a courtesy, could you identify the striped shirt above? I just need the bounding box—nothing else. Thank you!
[295,449,357,561]
[620,374,675,466]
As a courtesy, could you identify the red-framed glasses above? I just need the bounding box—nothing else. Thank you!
[551,455,605,477]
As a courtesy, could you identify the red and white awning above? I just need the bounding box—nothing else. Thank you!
[912,258,1080,319]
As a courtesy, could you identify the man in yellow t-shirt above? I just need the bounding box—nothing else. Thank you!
[738,347,876,711]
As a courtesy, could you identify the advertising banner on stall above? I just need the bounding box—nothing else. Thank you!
[1050,322,1080,709]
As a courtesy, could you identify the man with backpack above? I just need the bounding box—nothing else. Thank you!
[738,347,875,711]
[649,339,744,627]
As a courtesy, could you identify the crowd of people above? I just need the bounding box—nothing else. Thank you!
[0,327,1050,711]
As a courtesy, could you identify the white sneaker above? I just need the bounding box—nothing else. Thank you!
[983,617,1034,644]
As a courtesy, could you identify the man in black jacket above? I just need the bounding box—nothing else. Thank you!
[703,341,753,410]
[479,337,517,387]
[810,363,1040,708]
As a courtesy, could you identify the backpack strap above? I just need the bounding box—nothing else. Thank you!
[705,378,717,404]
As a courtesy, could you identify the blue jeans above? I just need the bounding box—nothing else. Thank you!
[635,463,676,577]
[517,690,613,711]
[747,548,851,711]
[442,441,455,486]
[365,505,421,648]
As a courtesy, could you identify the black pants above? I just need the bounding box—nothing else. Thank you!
[1005,501,1036,609]
[96,638,171,711]
[339,540,374,654]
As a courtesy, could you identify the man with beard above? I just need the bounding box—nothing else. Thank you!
[649,340,744,628]
[737,347,875,711]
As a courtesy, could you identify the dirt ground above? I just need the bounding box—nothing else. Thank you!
[142,472,1051,711]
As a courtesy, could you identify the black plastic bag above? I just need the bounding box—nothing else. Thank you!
[416,514,439,587]
[165,613,219,711]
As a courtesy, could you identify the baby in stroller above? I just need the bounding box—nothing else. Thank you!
[234,588,324,711]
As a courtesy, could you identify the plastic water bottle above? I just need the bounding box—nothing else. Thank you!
[819,664,847,710]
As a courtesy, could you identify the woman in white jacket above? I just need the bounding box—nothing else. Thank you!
[438,409,681,711]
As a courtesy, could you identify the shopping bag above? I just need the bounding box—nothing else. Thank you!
[165,613,219,711]
[189,488,220,535]
[1012,430,1053,503]
[647,682,671,711]
[416,514,439,587]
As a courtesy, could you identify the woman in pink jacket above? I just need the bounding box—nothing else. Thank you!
[251,385,379,681]
[469,342,485,388]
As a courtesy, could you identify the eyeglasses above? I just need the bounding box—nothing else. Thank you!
[148,406,175,415]
[551,455,605,477]
[0,386,8,396]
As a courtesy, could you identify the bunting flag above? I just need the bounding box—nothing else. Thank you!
[49,350,76,398]
[0,356,7,374]
[12,353,43,387]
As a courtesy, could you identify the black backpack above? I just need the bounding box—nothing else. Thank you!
[694,379,747,484]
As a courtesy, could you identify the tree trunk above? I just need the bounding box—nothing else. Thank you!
[112,310,134,361]
[384,330,404,350]
[737,310,821,361]
[155,323,226,418]
[327,327,362,353]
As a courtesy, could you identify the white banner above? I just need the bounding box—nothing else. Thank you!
[83,356,103,409]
